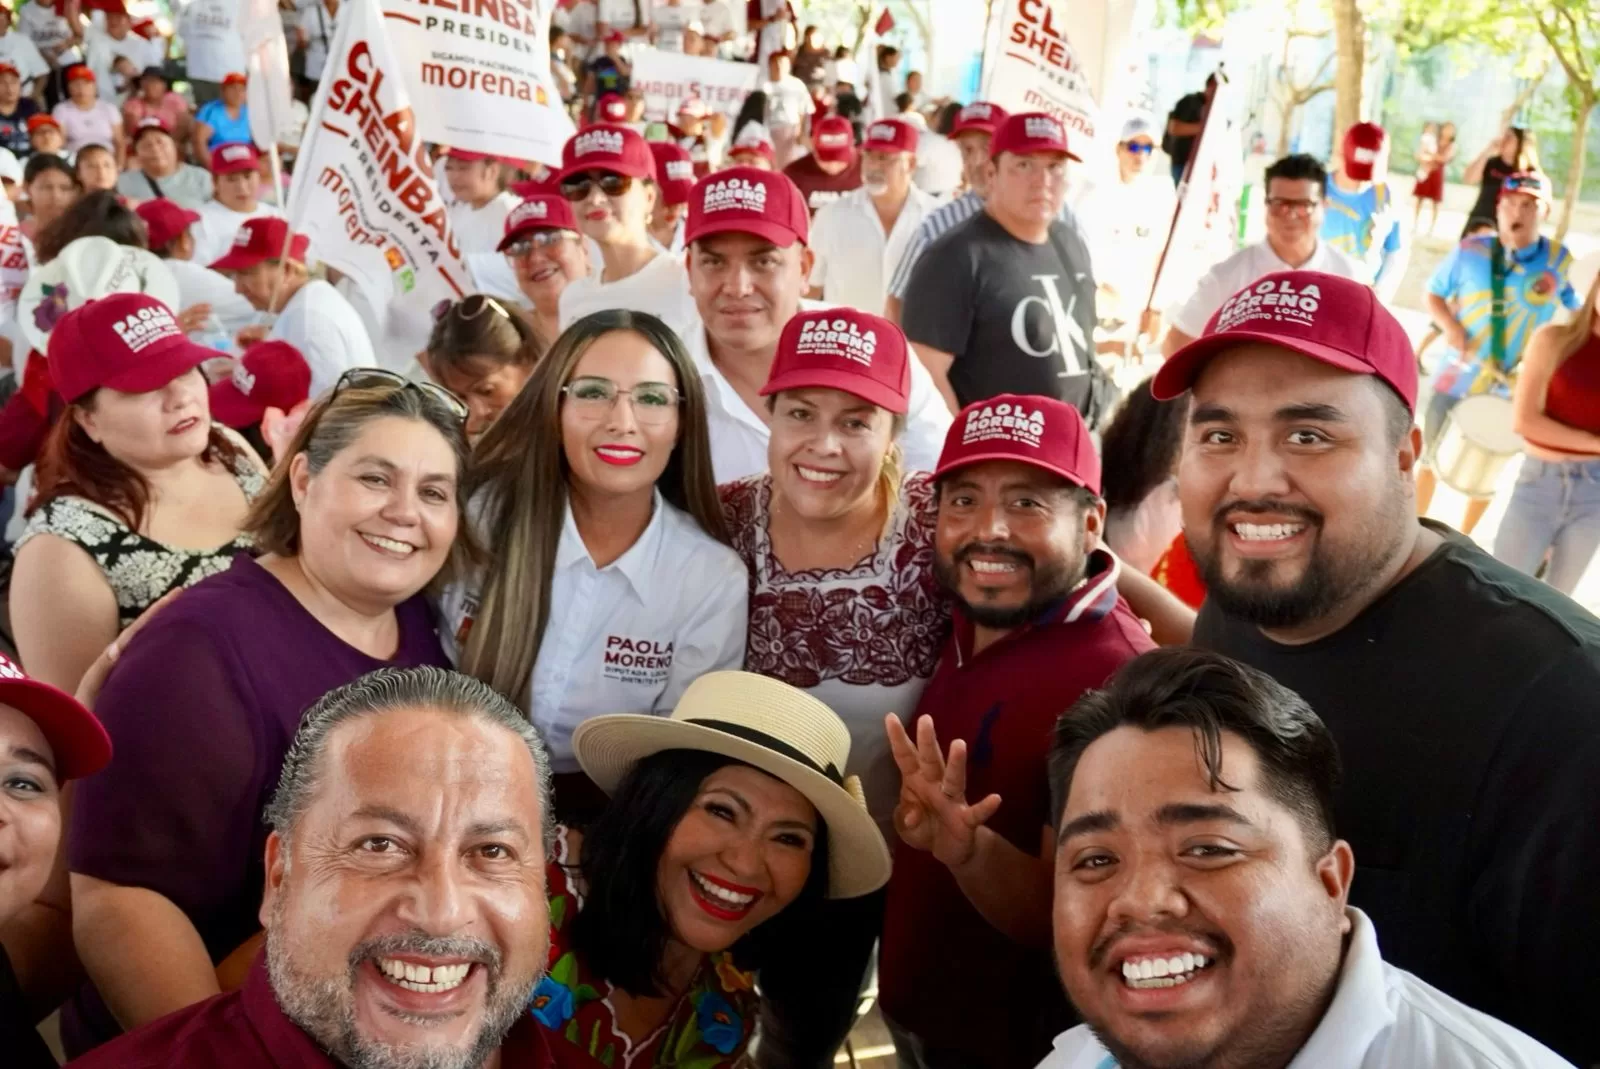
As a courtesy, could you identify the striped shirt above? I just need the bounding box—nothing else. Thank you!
[887,192,1087,300]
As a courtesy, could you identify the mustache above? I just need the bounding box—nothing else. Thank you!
[1213,499,1324,529]
[1089,921,1233,971]
[954,541,1034,569]
[350,931,502,974]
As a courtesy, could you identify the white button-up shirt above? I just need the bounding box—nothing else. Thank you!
[1167,239,1371,338]
[683,307,954,484]
[1037,909,1571,1069]
[809,184,938,317]
[558,252,700,338]
[439,493,748,772]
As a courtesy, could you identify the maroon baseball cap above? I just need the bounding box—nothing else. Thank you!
[990,111,1081,162]
[0,651,111,782]
[497,194,580,250]
[132,115,173,144]
[597,93,628,123]
[210,141,260,175]
[685,166,810,248]
[136,198,200,250]
[49,292,221,405]
[649,141,695,206]
[1153,270,1418,412]
[935,394,1100,496]
[761,308,910,414]
[1342,122,1386,182]
[863,118,918,155]
[559,123,654,181]
[210,216,310,272]
[952,101,1008,138]
[209,339,311,427]
[812,116,856,164]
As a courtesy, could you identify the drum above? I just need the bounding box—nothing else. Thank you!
[1433,394,1524,498]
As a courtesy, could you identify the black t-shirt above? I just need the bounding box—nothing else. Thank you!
[1194,522,1600,1064]
[1468,156,1516,224]
[586,57,629,100]
[902,211,1101,416]
[1,947,57,1069]
[782,153,862,213]
[0,100,40,159]
[1163,90,1205,169]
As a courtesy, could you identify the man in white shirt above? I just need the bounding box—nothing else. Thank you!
[213,215,377,396]
[808,118,933,316]
[0,5,50,95]
[192,142,283,268]
[557,0,598,58]
[1038,647,1570,1069]
[136,196,256,345]
[16,0,75,89]
[650,0,699,52]
[443,148,519,255]
[1162,153,1367,356]
[86,6,158,97]
[697,0,734,55]
[679,164,949,482]
[760,47,813,167]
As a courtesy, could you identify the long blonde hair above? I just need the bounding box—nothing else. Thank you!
[459,310,728,708]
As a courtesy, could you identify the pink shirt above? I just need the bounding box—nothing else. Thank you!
[123,91,190,133]
[51,98,121,153]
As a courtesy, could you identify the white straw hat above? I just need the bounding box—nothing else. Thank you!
[18,236,179,357]
[573,671,892,899]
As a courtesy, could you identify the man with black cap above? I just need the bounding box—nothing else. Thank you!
[1158,268,1600,1066]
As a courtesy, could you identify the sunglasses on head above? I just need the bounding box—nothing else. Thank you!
[431,294,512,323]
[331,367,469,423]
[560,171,633,201]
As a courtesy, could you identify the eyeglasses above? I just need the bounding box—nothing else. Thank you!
[1123,141,1154,155]
[1266,197,1320,216]
[332,367,469,423]
[560,376,681,425]
[504,231,582,258]
[559,171,633,201]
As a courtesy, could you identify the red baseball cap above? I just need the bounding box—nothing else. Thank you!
[65,64,94,84]
[649,141,695,206]
[0,63,19,78]
[730,126,776,164]
[209,340,311,428]
[863,118,918,155]
[559,123,654,181]
[1153,270,1418,412]
[1342,122,1386,182]
[990,111,1081,162]
[497,194,580,251]
[210,216,310,272]
[761,308,911,414]
[210,141,260,175]
[812,116,856,165]
[597,93,628,123]
[952,101,1008,138]
[222,72,248,87]
[49,292,221,405]
[444,147,497,163]
[0,651,111,782]
[132,115,173,144]
[936,394,1100,496]
[685,166,810,248]
[26,114,61,135]
[136,198,201,250]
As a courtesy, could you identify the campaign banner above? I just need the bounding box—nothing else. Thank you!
[0,224,28,322]
[288,0,469,324]
[1149,74,1244,312]
[981,0,1140,146]
[631,47,760,122]
[379,0,573,165]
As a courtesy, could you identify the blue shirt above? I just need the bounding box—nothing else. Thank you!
[1428,234,1580,398]
[1322,181,1402,286]
[195,99,252,151]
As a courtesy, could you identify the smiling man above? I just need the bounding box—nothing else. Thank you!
[1157,269,1600,1064]
[1042,646,1571,1069]
[68,667,566,1069]
[876,394,1152,1069]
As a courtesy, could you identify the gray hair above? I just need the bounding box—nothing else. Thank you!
[264,667,553,846]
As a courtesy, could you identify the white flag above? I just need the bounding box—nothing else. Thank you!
[288,0,468,323]
[238,0,297,149]
[1150,74,1243,312]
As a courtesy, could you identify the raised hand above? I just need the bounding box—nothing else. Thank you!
[885,714,1003,870]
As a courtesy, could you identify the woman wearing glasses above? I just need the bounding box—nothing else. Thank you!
[552,124,700,335]
[445,309,747,822]
[498,194,590,344]
[421,294,542,442]
[62,369,467,1056]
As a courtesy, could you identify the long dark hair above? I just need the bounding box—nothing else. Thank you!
[732,91,769,143]
[35,190,147,263]
[1098,378,1187,513]
[570,750,832,996]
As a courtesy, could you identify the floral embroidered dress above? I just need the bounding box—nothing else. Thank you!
[719,471,949,829]
[15,427,264,627]
[530,827,759,1069]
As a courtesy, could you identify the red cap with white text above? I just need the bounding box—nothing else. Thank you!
[1152,270,1418,412]
[649,141,695,206]
[1341,122,1386,182]
[497,194,580,251]
[951,101,1008,138]
[49,292,221,404]
[597,93,629,123]
[210,141,260,175]
[135,198,201,250]
[209,216,310,272]
[761,308,910,414]
[811,116,856,164]
[935,394,1100,496]
[558,123,654,181]
[685,166,810,248]
[0,651,111,782]
[989,111,1081,162]
[209,339,311,428]
[863,118,918,155]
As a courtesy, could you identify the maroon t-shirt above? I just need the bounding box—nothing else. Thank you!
[877,551,1154,1068]
[782,153,863,214]
[63,556,449,1055]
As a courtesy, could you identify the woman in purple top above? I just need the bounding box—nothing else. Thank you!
[60,370,472,1057]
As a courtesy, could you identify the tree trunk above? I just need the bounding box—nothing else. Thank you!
[1329,0,1364,144]
[1556,94,1593,243]
[1500,57,1551,130]
[1278,98,1295,156]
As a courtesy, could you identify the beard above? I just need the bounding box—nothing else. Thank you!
[266,900,541,1069]
[934,537,1088,629]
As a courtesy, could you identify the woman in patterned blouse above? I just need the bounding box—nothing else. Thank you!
[10,294,267,693]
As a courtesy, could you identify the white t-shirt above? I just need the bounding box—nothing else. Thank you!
[439,491,748,772]
[294,0,340,83]
[85,26,159,94]
[0,30,50,86]
[651,1,700,51]
[447,191,519,257]
[809,185,938,317]
[762,73,814,131]
[1167,239,1370,338]
[698,0,733,39]
[177,0,246,83]
[191,199,284,271]
[1038,910,1571,1069]
[16,3,74,58]
[1076,172,1177,314]
[271,278,378,397]
[560,0,598,44]
[912,129,962,200]
[557,251,698,336]
[166,256,257,341]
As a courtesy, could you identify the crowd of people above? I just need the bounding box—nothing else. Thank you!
[0,4,1597,1069]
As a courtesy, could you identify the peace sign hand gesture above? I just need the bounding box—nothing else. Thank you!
[885,714,1003,870]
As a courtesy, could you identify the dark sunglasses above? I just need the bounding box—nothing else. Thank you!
[1123,141,1154,155]
[332,367,468,423]
[559,171,633,201]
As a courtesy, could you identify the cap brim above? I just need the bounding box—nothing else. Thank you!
[211,161,257,176]
[933,450,1093,492]
[208,378,266,428]
[573,715,891,899]
[0,679,111,781]
[685,216,803,249]
[558,161,652,182]
[1152,330,1380,401]
[209,248,266,272]
[99,336,220,396]
[759,369,909,415]
[494,221,573,252]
